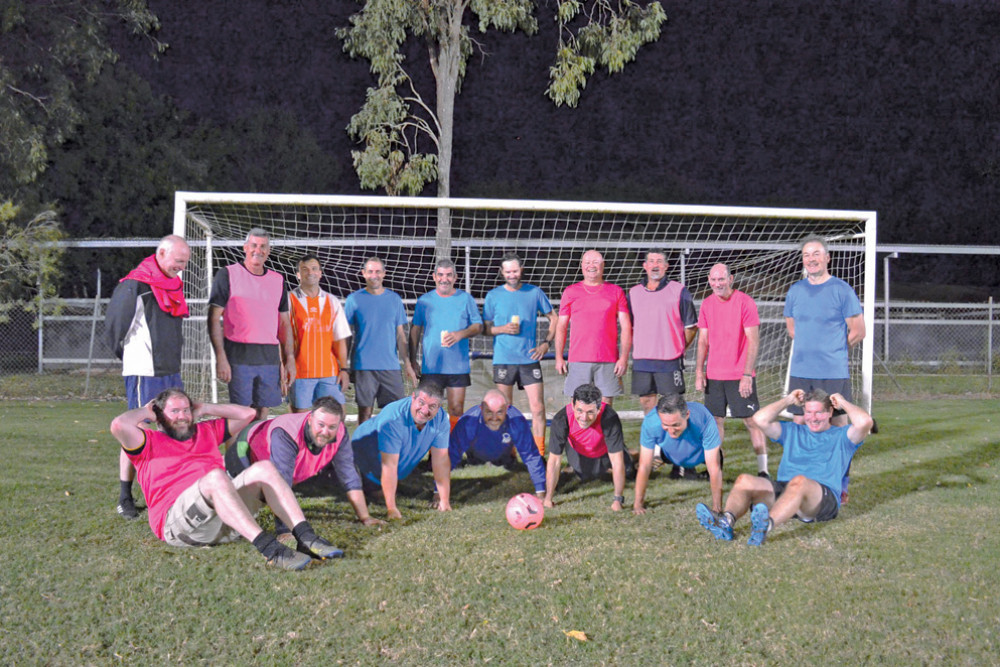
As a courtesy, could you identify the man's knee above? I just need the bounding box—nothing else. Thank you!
[732,472,760,490]
[199,468,236,499]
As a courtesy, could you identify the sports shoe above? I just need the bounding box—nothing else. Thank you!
[748,503,771,547]
[116,496,138,520]
[297,534,344,560]
[267,543,313,571]
[696,503,733,541]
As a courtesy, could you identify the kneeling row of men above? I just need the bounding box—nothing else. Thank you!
[109,377,873,570]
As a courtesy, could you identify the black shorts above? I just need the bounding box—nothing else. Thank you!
[493,363,543,388]
[704,378,760,418]
[785,377,851,417]
[420,373,471,389]
[565,446,635,482]
[632,359,685,396]
[770,479,840,522]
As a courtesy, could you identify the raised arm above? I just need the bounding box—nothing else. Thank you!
[752,390,803,440]
[829,393,874,444]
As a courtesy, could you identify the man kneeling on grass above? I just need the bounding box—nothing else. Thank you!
[110,388,343,571]
[696,388,872,546]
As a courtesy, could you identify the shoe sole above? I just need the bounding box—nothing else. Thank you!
[696,503,732,541]
[270,554,312,571]
[748,503,770,546]
[116,504,139,520]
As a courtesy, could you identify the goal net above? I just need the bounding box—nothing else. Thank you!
[174,192,876,420]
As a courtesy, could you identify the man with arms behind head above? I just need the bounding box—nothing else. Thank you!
[694,263,769,477]
[544,383,634,511]
[696,389,872,546]
[409,259,483,429]
[224,396,385,532]
[633,394,723,515]
[208,228,296,421]
[351,379,452,520]
[482,252,557,455]
[105,234,191,520]
[345,257,418,424]
[287,254,352,411]
[110,389,344,570]
[449,390,547,497]
[554,250,631,406]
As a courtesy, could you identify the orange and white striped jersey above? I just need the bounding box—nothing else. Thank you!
[289,288,352,379]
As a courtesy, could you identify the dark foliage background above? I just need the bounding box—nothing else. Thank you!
[37,0,1000,294]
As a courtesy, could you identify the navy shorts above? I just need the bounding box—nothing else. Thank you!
[420,373,471,389]
[785,377,851,417]
[125,373,183,409]
[229,364,282,408]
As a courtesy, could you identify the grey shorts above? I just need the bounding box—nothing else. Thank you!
[564,362,623,397]
[353,369,405,408]
[161,470,264,547]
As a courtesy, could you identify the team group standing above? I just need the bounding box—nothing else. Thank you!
[105,229,873,570]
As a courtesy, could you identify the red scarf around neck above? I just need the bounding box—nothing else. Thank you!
[121,254,189,318]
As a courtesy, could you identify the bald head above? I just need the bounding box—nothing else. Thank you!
[481,390,509,431]
[707,263,734,299]
[156,235,190,279]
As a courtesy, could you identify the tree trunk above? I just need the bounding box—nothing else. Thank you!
[432,3,465,263]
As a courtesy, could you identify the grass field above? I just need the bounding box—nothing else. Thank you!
[1,397,998,665]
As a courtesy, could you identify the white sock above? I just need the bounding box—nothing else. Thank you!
[757,454,768,474]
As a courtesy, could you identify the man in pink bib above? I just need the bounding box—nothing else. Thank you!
[208,228,296,420]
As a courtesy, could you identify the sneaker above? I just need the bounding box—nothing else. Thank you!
[684,468,708,481]
[267,543,313,571]
[297,534,344,560]
[757,471,771,480]
[669,465,683,479]
[748,503,771,546]
[696,503,733,541]
[116,497,138,520]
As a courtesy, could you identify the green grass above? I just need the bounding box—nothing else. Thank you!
[2,398,999,664]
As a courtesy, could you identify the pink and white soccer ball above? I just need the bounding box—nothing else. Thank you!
[505,493,544,530]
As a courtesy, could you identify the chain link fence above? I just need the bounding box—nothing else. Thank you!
[2,294,996,399]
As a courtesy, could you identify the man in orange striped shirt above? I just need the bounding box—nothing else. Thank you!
[289,255,352,413]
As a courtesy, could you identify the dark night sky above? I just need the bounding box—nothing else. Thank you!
[113,0,1000,289]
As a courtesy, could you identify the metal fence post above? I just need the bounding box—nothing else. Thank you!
[989,296,994,392]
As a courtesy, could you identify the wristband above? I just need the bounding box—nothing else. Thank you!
[612,495,625,504]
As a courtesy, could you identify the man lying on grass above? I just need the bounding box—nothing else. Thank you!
[696,388,873,546]
[110,388,343,570]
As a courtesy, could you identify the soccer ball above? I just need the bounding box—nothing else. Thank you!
[505,493,544,530]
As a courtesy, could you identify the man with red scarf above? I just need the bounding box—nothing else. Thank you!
[105,234,191,520]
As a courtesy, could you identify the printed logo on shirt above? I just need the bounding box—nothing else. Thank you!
[502,432,512,444]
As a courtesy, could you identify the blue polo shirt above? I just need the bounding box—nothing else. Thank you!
[639,402,720,468]
[351,396,450,485]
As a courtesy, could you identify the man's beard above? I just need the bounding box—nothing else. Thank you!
[159,418,195,441]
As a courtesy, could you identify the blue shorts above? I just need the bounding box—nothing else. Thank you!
[125,374,183,410]
[290,376,346,409]
[228,364,282,408]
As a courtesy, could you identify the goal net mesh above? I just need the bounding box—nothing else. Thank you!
[177,194,873,420]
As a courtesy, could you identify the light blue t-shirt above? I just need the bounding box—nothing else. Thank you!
[482,284,554,365]
[344,289,408,371]
[351,396,450,485]
[448,404,547,492]
[412,290,483,374]
[639,402,720,468]
[775,422,862,507]
[783,277,862,379]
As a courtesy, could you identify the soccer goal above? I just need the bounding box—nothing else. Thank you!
[174,191,876,419]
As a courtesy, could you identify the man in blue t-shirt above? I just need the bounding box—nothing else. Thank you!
[449,390,547,496]
[344,257,418,425]
[409,259,483,429]
[696,388,873,546]
[351,380,452,520]
[482,252,557,455]
[633,394,723,515]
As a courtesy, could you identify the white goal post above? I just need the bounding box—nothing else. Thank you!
[174,191,876,419]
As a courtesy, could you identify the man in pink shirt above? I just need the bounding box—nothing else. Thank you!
[694,263,769,477]
[554,250,632,405]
